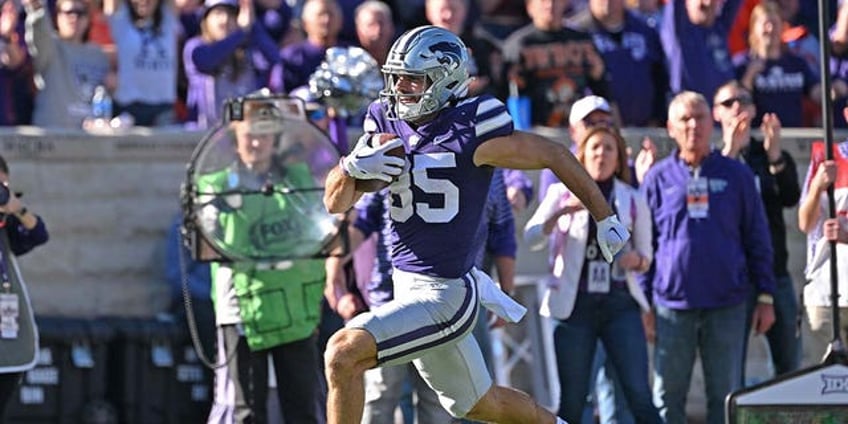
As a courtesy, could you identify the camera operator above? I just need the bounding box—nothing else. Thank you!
[0,154,49,416]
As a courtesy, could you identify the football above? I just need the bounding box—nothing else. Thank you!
[354,133,406,193]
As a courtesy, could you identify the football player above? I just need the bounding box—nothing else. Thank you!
[322,25,629,424]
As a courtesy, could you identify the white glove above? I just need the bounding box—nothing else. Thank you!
[341,135,405,182]
[596,214,630,263]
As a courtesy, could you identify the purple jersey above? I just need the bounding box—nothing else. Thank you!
[363,95,514,278]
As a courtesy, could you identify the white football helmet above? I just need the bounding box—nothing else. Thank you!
[380,26,471,123]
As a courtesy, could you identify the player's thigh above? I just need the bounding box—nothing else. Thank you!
[412,333,492,418]
[349,271,479,366]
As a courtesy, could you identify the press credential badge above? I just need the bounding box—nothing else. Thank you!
[0,292,20,339]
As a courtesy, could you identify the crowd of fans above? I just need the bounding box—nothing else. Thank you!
[0,0,842,131]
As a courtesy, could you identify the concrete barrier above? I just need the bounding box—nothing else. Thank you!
[0,127,204,317]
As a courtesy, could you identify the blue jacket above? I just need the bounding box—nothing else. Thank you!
[638,149,775,309]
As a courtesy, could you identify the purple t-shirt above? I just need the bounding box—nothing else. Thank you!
[589,12,668,126]
[733,52,816,127]
[363,94,514,278]
[661,0,741,100]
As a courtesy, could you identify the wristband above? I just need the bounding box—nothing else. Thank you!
[757,293,774,305]
[768,155,785,167]
[16,207,27,217]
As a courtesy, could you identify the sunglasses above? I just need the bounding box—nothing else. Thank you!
[716,95,753,108]
[583,117,614,129]
[59,8,88,16]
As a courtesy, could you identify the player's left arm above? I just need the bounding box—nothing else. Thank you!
[473,130,613,221]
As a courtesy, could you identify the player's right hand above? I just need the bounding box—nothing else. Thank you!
[341,135,405,182]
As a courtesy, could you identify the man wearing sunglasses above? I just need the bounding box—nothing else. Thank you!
[713,80,802,381]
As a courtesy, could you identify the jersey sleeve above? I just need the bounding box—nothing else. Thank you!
[472,95,514,143]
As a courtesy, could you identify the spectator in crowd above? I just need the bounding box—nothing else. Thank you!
[726,0,822,129]
[201,99,325,423]
[102,0,181,126]
[273,0,346,93]
[22,0,110,127]
[797,109,848,364]
[639,91,775,424]
[535,94,638,424]
[175,0,204,39]
[728,0,820,74]
[525,126,660,424]
[475,0,529,40]
[354,0,395,67]
[501,0,610,128]
[713,80,802,378]
[383,0,426,34]
[661,0,742,101]
[727,0,758,57]
[627,0,662,28]
[336,0,366,45]
[0,154,50,417]
[254,0,292,45]
[172,0,204,121]
[778,0,821,78]
[467,0,525,94]
[733,1,820,128]
[568,0,669,127]
[537,94,616,202]
[829,0,848,128]
[182,0,279,129]
[0,0,30,125]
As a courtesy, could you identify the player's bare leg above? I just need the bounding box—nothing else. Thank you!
[465,385,562,424]
[324,328,379,424]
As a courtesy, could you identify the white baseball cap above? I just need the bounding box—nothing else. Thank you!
[568,95,611,126]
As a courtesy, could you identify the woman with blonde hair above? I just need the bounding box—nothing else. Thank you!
[733,0,820,127]
[525,127,660,424]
